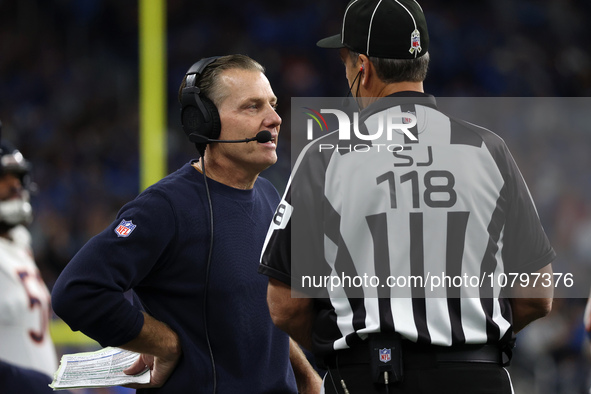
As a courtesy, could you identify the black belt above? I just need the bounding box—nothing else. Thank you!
[323,339,504,369]
[403,342,503,365]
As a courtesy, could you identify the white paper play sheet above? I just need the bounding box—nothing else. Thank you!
[50,347,150,390]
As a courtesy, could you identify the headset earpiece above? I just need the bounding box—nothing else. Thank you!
[180,56,222,145]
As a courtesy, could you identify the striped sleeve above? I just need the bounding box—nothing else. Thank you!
[469,120,556,273]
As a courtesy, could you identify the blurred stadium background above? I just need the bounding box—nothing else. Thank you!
[1,0,590,392]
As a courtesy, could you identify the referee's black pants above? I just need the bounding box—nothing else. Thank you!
[322,362,514,394]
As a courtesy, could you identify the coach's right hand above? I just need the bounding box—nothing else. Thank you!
[122,312,182,388]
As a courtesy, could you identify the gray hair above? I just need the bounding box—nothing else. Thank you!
[349,50,429,83]
[179,54,265,106]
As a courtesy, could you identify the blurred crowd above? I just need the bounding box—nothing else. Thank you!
[1,0,590,392]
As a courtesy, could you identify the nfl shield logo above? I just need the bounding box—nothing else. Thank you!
[409,29,422,54]
[379,348,391,363]
[114,219,137,238]
[403,111,416,124]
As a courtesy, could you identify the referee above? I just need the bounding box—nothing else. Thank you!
[259,1,555,393]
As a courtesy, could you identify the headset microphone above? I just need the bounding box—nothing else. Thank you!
[189,130,273,144]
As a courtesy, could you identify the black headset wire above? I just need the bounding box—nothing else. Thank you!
[344,68,363,111]
[326,354,352,394]
[354,68,362,106]
[200,157,217,393]
[326,365,340,393]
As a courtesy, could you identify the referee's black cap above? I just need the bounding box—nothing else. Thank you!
[317,0,429,59]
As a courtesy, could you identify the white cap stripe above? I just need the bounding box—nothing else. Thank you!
[342,0,360,45]
[412,0,423,13]
[366,0,384,55]
[394,0,419,58]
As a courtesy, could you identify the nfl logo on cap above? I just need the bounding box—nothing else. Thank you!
[114,219,137,238]
[379,348,392,363]
[409,29,422,54]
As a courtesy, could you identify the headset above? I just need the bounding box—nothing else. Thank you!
[180,56,222,153]
[180,56,220,393]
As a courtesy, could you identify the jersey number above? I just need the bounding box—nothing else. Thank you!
[273,203,287,225]
[17,270,49,343]
[376,170,457,209]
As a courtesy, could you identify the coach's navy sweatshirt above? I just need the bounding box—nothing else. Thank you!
[52,162,296,393]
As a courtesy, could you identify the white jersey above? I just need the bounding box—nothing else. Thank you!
[0,225,57,377]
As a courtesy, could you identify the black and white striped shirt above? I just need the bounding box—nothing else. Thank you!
[259,92,555,357]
